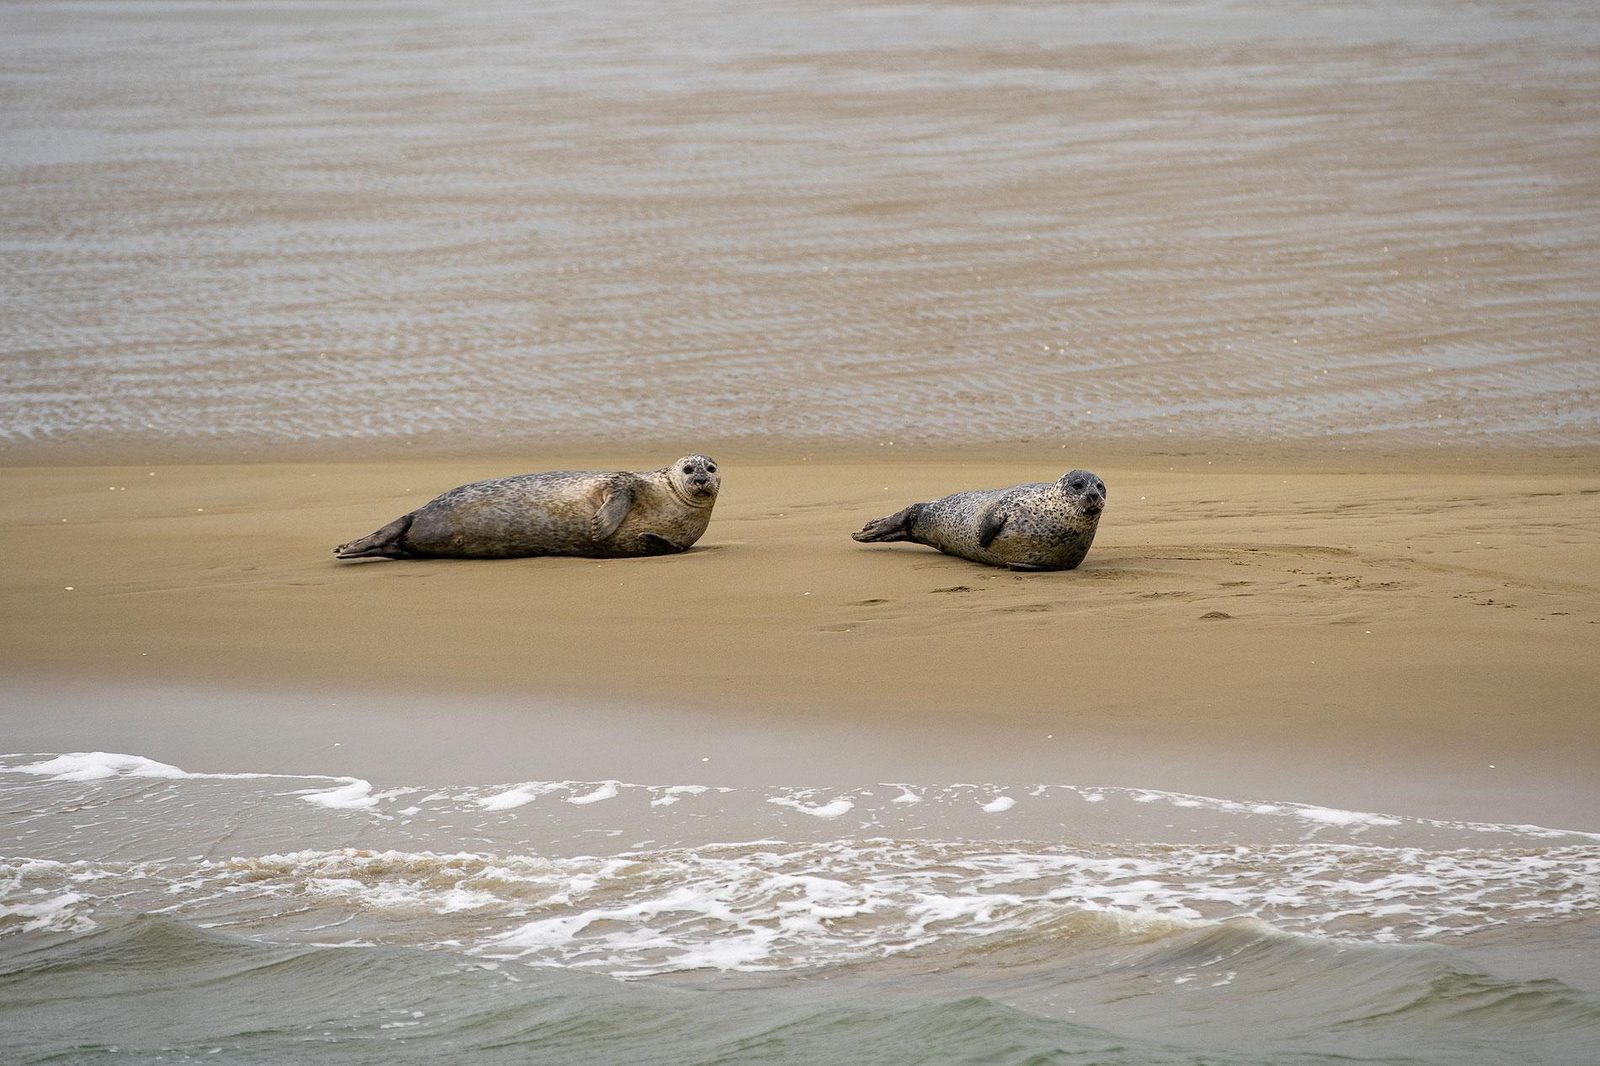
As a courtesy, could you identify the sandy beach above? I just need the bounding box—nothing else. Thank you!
[5,446,1596,827]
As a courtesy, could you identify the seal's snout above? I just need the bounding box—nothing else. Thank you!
[1059,469,1107,518]
[674,454,719,500]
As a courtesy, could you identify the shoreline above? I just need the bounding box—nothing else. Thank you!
[4,674,1598,839]
[3,436,1597,471]
[4,444,1597,829]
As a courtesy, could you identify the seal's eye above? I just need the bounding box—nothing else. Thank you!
[682,465,695,474]
[1095,481,1105,495]
[706,464,716,473]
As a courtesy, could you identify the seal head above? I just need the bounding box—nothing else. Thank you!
[667,454,721,509]
[1058,469,1106,519]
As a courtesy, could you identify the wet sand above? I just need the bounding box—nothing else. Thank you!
[4,446,1597,828]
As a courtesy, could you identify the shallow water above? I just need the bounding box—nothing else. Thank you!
[3,750,1599,1063]
[3,0,1598,454]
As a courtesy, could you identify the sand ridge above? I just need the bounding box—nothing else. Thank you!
[3,447,1596,823]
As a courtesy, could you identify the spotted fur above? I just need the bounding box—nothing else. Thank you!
[852,469,1105,571]
[334,455,720,560]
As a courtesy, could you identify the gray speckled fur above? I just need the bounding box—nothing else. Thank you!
[853,469,1106,571]
[334,455,720,560]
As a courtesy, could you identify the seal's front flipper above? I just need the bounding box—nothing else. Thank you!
[592,483,636,541]
[639,533,684,555]
[852,504,923,543]
[334,514,415,560]
[976,508,1009,549]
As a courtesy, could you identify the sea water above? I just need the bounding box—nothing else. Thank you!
[3,750,1598,1063]
[3,0,1599,454]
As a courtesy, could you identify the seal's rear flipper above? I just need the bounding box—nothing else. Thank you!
[333,514,416,560]
[852,504,922,543]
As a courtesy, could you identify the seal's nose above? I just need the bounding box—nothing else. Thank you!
[691,476,710,488]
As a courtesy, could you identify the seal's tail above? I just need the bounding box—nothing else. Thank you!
[852,504,922,543]
[333,514,416,560]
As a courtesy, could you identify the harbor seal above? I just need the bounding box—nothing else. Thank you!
[852,469,1106,571]
[333,454,721,560]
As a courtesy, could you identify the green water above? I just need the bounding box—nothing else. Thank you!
[5,914,1598,1064]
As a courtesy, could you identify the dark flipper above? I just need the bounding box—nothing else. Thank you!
[639,533,684,555]
[852,504,923,543]
[592,483,636,542]
[333,514,417,560]
[976,507,1009,549]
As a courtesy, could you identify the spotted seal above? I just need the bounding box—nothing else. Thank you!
[333,454,721,560]
[852,469,1106,571]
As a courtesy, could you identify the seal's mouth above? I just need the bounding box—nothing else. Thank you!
[671,477,718,507]
[1078,497,1104,517]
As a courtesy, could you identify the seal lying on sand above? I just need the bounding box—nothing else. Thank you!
[852,469,1105,571]
[334,455,721,560]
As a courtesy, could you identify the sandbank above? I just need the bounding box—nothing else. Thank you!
[3,445,1596,827]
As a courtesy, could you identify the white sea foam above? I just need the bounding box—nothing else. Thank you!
[299,779,379,809]
[6,752,1600,975]
[6,754,1597,846]
[5,833,1600,975]
[1294,805,1403,828]
[0,859,100,935]
[139,839,1593,976]
[1,751,329,787]
[477,783,565,811]
[567,782,621,806]
[0,891,94,934]
[767,795,855,819]
[650,785,710,807]
[10,752,194,782]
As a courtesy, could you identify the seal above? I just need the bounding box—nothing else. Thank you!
[333,454,721,560]
[852,469,1106,571]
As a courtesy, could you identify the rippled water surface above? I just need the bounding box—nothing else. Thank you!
[4,750,1599,1063]
[2,0,1598,453]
